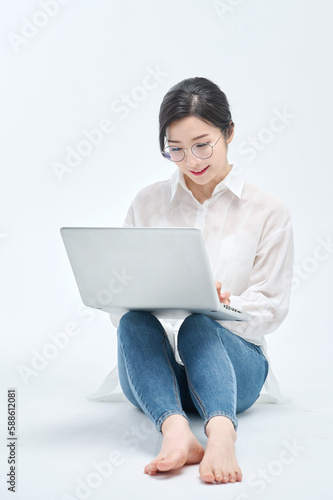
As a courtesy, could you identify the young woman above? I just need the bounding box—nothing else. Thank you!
[105,77,294,484]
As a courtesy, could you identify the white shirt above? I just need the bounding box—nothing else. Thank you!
[87,164,294,404]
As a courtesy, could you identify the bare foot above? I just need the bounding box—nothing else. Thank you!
[199,416,242,484]
[144,415,205,475]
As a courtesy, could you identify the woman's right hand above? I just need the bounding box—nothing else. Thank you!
[215,281,231,305]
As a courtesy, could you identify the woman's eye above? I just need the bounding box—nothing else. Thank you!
[171,147,181,152]
[196,143,209,148]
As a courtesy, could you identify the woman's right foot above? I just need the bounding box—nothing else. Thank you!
[144,415,205,475]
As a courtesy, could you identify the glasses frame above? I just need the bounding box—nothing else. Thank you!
[162,130,225,162]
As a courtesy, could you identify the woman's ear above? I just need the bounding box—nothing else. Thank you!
[225,121,235,144]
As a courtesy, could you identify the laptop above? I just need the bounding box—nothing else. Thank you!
[60,227,251,322]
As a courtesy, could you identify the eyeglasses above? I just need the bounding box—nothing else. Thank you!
[162,132,225,162]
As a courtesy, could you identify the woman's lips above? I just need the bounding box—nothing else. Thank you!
[190,165,210,176]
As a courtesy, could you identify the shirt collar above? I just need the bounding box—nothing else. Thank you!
[169,163,246,203]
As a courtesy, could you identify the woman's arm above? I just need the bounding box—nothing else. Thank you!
[220,223,294,338]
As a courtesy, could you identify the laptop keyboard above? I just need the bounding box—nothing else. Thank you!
[220,303,242,314]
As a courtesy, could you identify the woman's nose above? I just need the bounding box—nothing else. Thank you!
[184,149,202,168]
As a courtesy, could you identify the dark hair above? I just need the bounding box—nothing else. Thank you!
[159,77,234,152]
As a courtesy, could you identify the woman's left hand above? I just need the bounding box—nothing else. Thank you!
[215,281,231,305]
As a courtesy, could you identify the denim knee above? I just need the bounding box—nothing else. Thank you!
[178,313,207,335]
[118,311,160,339]
[119,310,153,327]
[178,313,212,350]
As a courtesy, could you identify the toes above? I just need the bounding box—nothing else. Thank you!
[214,470,228,483]
[144,466,156,475]
[200,468,215,483]
[200,468,242,485]
[236,470,243,482]
[145,450,188,475]
[217,471,240,484]
[144,459,159,475]
[214,472,223,483]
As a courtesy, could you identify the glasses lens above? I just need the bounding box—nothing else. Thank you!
[192,143,213,159]
[163,147,184,162]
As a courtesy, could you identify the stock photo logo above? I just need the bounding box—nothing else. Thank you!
[233,439,305,499]
[61,451,125,500]
[7,0,72,53]
[17,266,134,385]
[61,421,156,499]
[17,305,95,385]
[213,0,246,21]
[238,108,295,162]
[86,268,135,309]
[51,66,169,182]
[291,236,333,291]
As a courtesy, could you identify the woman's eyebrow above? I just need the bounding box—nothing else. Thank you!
[168,133,210,143]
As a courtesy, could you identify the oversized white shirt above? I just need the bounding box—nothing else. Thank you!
[88,164,294,404]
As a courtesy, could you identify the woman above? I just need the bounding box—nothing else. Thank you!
[104,77,294,484]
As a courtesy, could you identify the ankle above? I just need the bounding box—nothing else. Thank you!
[161,414,189,435]
[206,416,237,440]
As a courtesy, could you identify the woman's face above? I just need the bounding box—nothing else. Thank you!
[166,116,234,188]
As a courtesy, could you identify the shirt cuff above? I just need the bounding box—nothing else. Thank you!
[229,295,243,312]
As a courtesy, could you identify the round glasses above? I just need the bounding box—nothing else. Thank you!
[162,132,224,162]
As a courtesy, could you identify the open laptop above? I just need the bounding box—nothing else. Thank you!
[60,227,251,322]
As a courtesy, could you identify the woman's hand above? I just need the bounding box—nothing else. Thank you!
[215,281,231,305]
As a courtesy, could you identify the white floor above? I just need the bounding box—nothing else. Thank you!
[1,313,332,500]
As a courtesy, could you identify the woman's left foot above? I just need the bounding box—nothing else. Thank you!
[199,416,242,484]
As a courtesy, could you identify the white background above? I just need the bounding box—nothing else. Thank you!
[0,1,332,499]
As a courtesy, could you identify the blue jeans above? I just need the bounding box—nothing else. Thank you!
[117,311,268,434]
